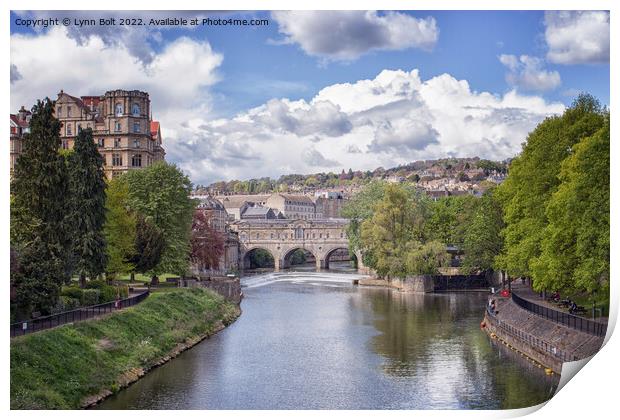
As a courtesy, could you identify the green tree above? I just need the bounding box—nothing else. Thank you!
[68,128,107,286]
[461,189,504,274]
[10,99,72,316]
[531,115,609,298]
[341,180,388,258]
[425,195,478,246]
[123,162,195,278]
[496,94,606,284]
[360,184,429,277]
[129,215,166,277]
[103,177,136,279]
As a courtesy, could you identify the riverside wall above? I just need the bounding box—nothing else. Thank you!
[358,273,491,293]
[482,296,605,374]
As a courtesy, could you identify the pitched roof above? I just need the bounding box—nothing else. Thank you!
[150,121,160,136]
[10,114,29,128]
[241,206,274,217]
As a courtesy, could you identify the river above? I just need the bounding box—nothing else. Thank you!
[97,268,559,410]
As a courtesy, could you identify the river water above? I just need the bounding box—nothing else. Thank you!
[97,268,559,410]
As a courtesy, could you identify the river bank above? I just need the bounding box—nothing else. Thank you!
[482,291,605,374]
[358,273,493,293]
[10,288,240,409]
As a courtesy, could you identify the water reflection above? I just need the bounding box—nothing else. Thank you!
[97,272,558,410]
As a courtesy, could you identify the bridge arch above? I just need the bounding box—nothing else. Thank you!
[242,247,276,270]
[323,246,356,270]
[280,246,318,270]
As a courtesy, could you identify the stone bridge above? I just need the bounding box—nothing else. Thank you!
[228,218,364,271]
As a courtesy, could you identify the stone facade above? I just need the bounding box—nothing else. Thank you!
[9,106,31,173]
[229,218,363,271]
[54,89,165,178]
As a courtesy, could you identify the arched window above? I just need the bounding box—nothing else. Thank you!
[295,227,304,239]
[132,103,140,116]
[115,103,123,117]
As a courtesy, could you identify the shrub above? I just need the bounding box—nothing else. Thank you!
[60,286,83,301]
[81,289,99,306]
[52,296,81,313]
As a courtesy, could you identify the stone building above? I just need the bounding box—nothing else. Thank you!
[241,206,278,220]
[265,193,319,220]
[9,106,31,172]
[54,89,165,178]
[313,191,345,219]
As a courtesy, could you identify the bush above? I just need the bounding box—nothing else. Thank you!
[60,286,83,301]
[51,296,81,314]
[81,289,99,306]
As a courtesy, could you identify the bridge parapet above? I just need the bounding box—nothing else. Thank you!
[229,218,363,270]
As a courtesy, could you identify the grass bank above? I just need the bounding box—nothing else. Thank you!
[10,288,240,409]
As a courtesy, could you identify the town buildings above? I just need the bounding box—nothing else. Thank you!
[10,89,166,177]
[9,106,31,173]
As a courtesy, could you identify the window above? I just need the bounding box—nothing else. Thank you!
[295,228,304,239]
[62,140,69,150]
[114,121,121,132]
[66,124,72,136]
[77,124,82,133]
[133,139,141,148]
[57,105,62,116]
[67,106,72,117]
[133,122,140,133]
[131,154,142,167]
[114,138,121,147]
[112,153,122,166]
[115,103,123,117]
[98,138,105,147]
[132,103,140,116]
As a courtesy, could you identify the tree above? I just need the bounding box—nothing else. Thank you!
[425,195,478,246]
[123,162,195,277]
[496,94,606,284]
[405,240,450,276]
[341,180,388,258]
[129,216,166,276]
[531,115,609,299]
[103,177,136,279]
[10,99,72,316]
[461,189,504,274]
[190,210,224,271]
[359,184,429,277]
[67,128,107,286]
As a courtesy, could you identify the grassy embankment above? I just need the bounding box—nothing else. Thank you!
[10,288,240,409]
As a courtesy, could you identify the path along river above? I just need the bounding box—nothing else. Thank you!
[97,267,558,409]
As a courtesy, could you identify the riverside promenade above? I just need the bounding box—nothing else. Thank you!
[483,283,606,374]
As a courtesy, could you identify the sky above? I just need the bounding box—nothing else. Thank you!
[9,10,610,185]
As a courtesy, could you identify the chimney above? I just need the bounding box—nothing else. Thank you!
[18,106,27,121]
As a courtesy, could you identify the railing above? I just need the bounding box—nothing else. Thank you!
[511,291,606,337]
[10,291,150,338]
[486,306,574,362]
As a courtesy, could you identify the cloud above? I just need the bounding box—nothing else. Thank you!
[499,54,561,91]
[13,10,217,64]
[544,11,610,64]
[271,11,438,61]
[302,146,341,167]
[10,64,22,83]
[10,28,565,186]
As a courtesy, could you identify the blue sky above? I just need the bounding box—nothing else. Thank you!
[10,10,610,184]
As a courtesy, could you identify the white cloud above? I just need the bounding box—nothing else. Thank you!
[272,11,438,61]
[544,11,610,65]
[11,29,565,186]
[498,54,561,91]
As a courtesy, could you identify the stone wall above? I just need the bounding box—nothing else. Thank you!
[180,277,242,304]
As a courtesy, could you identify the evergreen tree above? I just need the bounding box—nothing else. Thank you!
[129,215,166,276]
[68,128,107,286]
[10,99,71,316]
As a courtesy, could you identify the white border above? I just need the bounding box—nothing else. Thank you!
[2,1,616,419]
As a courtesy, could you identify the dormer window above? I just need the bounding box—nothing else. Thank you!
[115,103,123,117]
[67,106,72,117]
[132,103,140,116]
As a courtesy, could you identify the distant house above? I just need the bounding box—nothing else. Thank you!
[241,206,277,220]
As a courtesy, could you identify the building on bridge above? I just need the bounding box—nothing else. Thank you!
[229,218,364,271]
